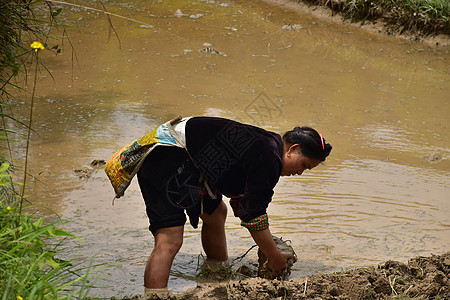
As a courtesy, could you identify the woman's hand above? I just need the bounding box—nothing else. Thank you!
[267,251,291,272]
[248,227,292,273]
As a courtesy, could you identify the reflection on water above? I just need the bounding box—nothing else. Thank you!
[10,0,449,297]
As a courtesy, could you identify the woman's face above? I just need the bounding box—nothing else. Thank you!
[281,144,321,176]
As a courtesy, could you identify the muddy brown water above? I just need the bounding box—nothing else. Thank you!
[9,0,449,297]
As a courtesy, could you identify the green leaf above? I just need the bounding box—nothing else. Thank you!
[46,257,60,269]
[33,217,44,228]
[53,229,84,241]
[0,162,10,172]
[38,258,45,270]
[52,8,62,17]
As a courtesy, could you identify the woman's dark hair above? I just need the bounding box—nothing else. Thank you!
[282,126,332,162]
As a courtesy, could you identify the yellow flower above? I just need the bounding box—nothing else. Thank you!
[7,206,11,211]
[17,296,23,300]
[30,41,44,52]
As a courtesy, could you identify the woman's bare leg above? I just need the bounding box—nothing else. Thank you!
[200,201,228,261]
[144,226,184,288]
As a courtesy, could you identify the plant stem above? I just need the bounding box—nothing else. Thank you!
[19,51,39,216]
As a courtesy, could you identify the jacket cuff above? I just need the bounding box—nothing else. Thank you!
[240,213,269,231]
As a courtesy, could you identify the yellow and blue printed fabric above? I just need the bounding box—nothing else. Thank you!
[105,118,183,199]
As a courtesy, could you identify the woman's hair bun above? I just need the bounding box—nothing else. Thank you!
[282,126,332,161]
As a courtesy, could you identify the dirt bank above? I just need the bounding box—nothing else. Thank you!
[123,252,449,299]
[262,0,450,47]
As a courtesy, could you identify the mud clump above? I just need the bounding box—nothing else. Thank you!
[424,152,444,163]
[196,259,233,281]
[257,236,297,280]
[74,159,106,180]
[128,252,450,300]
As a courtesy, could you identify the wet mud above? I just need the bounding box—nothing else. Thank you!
[257,236,297,280]
[124,252,450,300]
[195,236,297,282]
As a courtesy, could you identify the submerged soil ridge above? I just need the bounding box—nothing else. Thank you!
[291,0,450,36]
[131,252,450,300]
[264,0,450,46]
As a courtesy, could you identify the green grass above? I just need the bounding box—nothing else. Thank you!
[0,164,94,299]
[298,0,450,36]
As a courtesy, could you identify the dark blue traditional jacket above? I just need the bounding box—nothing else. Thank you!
[185,117,283,222]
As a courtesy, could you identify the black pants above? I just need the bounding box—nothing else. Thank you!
[137,146,222,234]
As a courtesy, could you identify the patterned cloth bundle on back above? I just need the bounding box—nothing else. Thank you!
[104,116,183,199]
